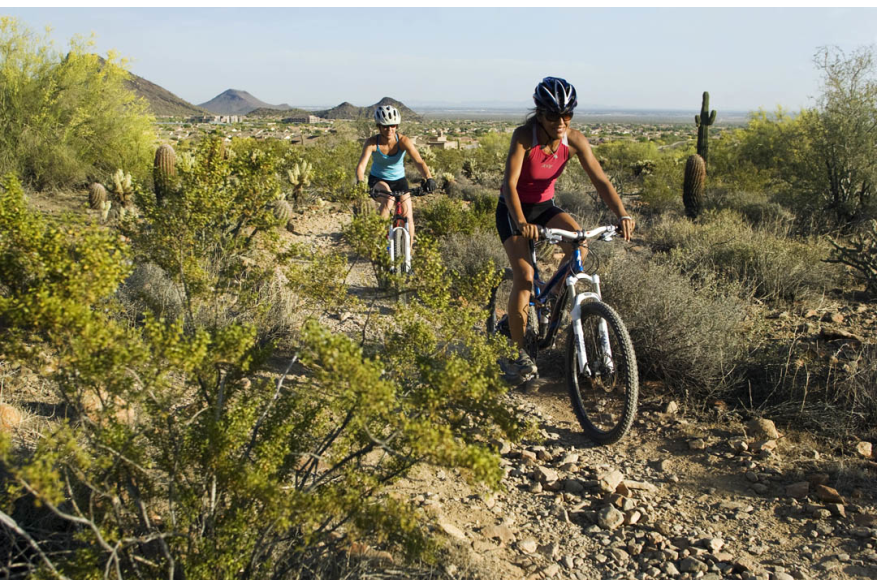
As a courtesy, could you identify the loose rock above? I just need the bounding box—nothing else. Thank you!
[597,505,625,530]
[745,418,780,440]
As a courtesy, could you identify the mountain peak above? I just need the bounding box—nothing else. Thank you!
[199,89,291,115]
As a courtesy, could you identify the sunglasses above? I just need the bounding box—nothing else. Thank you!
[380,124,398,129]
[543,111,573,122]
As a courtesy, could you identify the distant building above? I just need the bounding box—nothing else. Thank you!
[283,115,325,124]
[427,130,458,150]
[192,115,241,124]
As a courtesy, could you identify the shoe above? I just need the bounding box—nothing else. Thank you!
[511,349,538,377]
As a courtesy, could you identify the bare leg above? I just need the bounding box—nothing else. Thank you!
[503,235,535,349]
[374,180,394,219]
[399,192,414,243]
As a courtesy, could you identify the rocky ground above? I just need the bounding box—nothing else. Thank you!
[281,200,877,581]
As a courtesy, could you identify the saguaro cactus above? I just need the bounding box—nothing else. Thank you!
[694,92,717,167]
[683,154,706,219]
[154,144,177,205]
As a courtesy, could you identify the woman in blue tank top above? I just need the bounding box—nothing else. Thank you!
[355,105,436,244]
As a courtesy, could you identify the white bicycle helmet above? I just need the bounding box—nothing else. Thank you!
[374,104,401,126]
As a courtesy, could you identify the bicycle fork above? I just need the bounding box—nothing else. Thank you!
[568,274,614,377]
[388,225,411,273]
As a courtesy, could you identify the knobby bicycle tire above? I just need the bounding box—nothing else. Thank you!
[393,227,409,304]
[566,300,638,444]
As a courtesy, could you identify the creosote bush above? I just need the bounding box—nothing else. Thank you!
[0,134,523,579]
[419,193,494,239]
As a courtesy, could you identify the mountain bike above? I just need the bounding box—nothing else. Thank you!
[369,185,424,303]
[487,224,639,445]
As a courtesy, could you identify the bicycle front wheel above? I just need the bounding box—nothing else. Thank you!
[393,228,409,304]
[566,300,638,444]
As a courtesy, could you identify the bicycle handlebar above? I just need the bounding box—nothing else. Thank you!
[538,225,618,243]
[369,186,425,199]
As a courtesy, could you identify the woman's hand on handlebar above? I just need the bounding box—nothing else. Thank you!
[518,222,540,241]
[618,216,635,241]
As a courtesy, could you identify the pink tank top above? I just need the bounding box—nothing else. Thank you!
[513,125,570,204]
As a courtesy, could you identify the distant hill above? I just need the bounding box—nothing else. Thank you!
[95,56,208,117]
[199,89,292,116]
[315,97,421,121]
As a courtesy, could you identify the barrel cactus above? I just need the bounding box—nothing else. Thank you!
[88,182,107,210]
[683,154,706,219]
[111,169,135,209]
[272,199,293,228]
[154,144,177,204]
[694,92,717,167]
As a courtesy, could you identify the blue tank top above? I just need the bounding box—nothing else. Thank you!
[370,133,406,181]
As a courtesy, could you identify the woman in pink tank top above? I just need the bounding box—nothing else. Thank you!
[497,77,636,378]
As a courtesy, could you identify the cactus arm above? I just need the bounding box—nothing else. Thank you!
[695,114,701,125]
[708,110,717,125]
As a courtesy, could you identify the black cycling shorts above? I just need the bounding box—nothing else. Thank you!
[368,174,409,194]
[496,196,565,244]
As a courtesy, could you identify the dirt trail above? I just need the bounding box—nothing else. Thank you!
[290,204,877,581]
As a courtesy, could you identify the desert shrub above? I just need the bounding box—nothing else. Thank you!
[744,335,877,437]
[289,139,361,203]
[418,194,494,238]
[592,140,662,197]
[0,160,522,579]
[649,210,836,303]
[440,229,507,282]
[0,18,154,189]
[826,219,877,296]
[554,191,602,224]
[706,190,796,233]
[640,155,686,216]
[599,251,750,397]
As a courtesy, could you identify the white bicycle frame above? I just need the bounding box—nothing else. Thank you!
[542,226,617,377]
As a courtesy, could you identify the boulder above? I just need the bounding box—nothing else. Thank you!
[597,505,625,530]
[785,481,809,499]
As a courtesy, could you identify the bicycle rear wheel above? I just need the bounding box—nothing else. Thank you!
[487,270,538,361]
[566,300,638,444]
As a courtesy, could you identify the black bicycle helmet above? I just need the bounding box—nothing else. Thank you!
[533,77,578,114]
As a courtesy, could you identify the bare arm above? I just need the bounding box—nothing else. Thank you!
[355,137,376,182]
[400,136,431,180]
[502,127,539,240]
[568,129,635,241]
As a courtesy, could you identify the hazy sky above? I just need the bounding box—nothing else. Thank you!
[4,7,877,111]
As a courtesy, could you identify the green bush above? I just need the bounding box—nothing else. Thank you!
[0,18,154,189]
[418,194,494,238]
